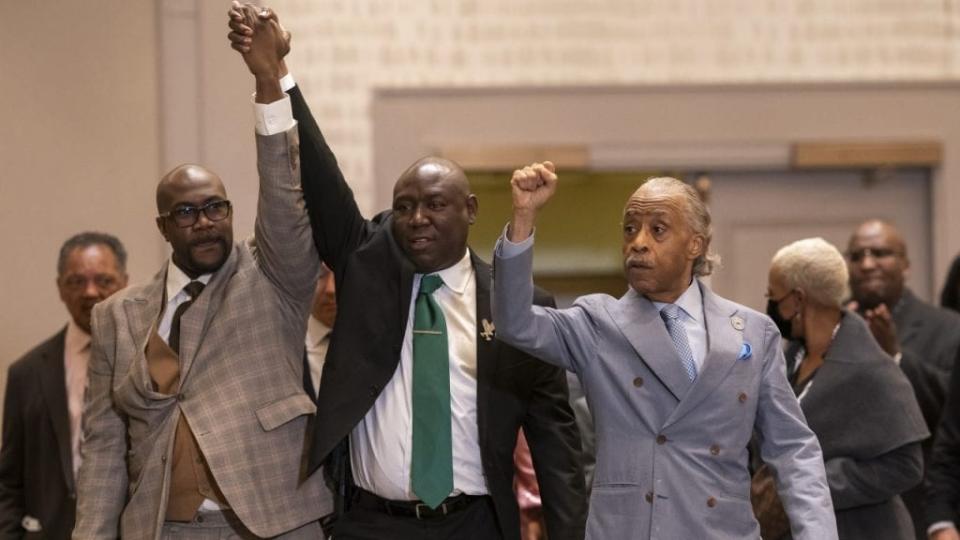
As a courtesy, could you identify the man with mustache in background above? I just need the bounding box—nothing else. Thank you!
[1,232,128,539]
[74,13,331,539]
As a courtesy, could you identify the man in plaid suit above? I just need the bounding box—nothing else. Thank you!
[73,16,329,540]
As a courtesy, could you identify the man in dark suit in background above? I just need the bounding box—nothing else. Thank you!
[228,5,587,539]
[0,232,128,539]
[927,350,960,540]
[847,219,960,539]
[303,263,336,402]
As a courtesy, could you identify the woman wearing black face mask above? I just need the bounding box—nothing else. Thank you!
[752,237,928,540]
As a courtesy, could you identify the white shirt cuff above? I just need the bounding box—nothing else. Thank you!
[928,521,955,535]
[280,72,296,92]
[498,223,534,259]
[252,94,295,136]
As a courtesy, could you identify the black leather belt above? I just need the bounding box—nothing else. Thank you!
[354,489,482,520]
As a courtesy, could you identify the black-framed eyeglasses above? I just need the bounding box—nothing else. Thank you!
[159,200,232,228]
[845,247,899,263]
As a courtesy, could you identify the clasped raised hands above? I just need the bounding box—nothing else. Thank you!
[227,1,290,79]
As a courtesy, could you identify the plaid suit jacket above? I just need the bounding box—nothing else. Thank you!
[74,126,331,540]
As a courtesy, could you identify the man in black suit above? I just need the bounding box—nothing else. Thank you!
[927,350,960,540]
[847,219,960,539]
[228,6,586,540]
[0,232,128,539]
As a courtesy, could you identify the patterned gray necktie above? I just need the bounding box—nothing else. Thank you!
[660,303,698,381]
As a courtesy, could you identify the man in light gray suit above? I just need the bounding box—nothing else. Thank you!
[75,16,329,540]
[492,163,837,539]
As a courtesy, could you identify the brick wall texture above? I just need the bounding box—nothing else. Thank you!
[275,0,960,212]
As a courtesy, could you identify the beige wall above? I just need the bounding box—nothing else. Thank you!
[276,0,960,213]
[0,3,163,399]
[3,0,960,409]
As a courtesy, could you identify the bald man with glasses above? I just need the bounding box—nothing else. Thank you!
[74,16,331,539]
[846,219,960,540]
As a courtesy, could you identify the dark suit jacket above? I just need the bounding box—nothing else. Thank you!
[783,312,927,539]
[290,85,587,540]
[926,345,960,528]
[893,289,960,537]
[0,328,76,540]
[895,289,960,440]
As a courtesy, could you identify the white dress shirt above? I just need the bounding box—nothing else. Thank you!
[350,250,488,500]
[64,319,91,479]
[304,316,331,395]
[157,260,212,342]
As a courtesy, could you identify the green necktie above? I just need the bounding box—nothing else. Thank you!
[411,274,453,509]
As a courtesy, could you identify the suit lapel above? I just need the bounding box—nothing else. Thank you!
[39,328,74,491]
[123,271,166,363]
[611,288,693,402]
[892,291,923,347]
[387,216,415,329]
[471,253,496,451]
[664,282,742,428]
[178,245,240,380]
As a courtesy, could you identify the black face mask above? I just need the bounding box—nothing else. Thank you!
[766,295,797,341]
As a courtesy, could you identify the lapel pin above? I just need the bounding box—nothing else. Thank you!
[21,516,42,533]
[731,315,745,331]
[480,319,495,341]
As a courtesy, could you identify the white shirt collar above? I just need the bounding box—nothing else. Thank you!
[306,315,332,347]
[164,259,213,303]
[422,250,473,295]
[65,318,91,354]
[652,279,704,322]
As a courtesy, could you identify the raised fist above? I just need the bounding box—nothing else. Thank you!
[511,161,557,215]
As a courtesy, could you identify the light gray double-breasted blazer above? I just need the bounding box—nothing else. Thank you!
[492,239,837,540]
[74,125,332,540]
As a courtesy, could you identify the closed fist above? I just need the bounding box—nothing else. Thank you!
[511,161,557,214]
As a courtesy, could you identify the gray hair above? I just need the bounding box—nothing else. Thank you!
[771,237,849,309]
[57,232,128,277]
[642,177,720,277]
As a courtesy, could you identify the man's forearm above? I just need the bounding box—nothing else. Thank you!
[509,209,536,243]
[255,75,284,105]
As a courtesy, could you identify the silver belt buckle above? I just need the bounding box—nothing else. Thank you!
[414,502,447,520]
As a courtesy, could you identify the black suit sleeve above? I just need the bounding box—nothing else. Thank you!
[521,291,588,540]
[900,348,951,437]
[289,84,368,271]
[0,364,26,537]
[927,348,960,526]
[824,442,923,510]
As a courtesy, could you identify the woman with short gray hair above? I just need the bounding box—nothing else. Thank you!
[754,237,928,539]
